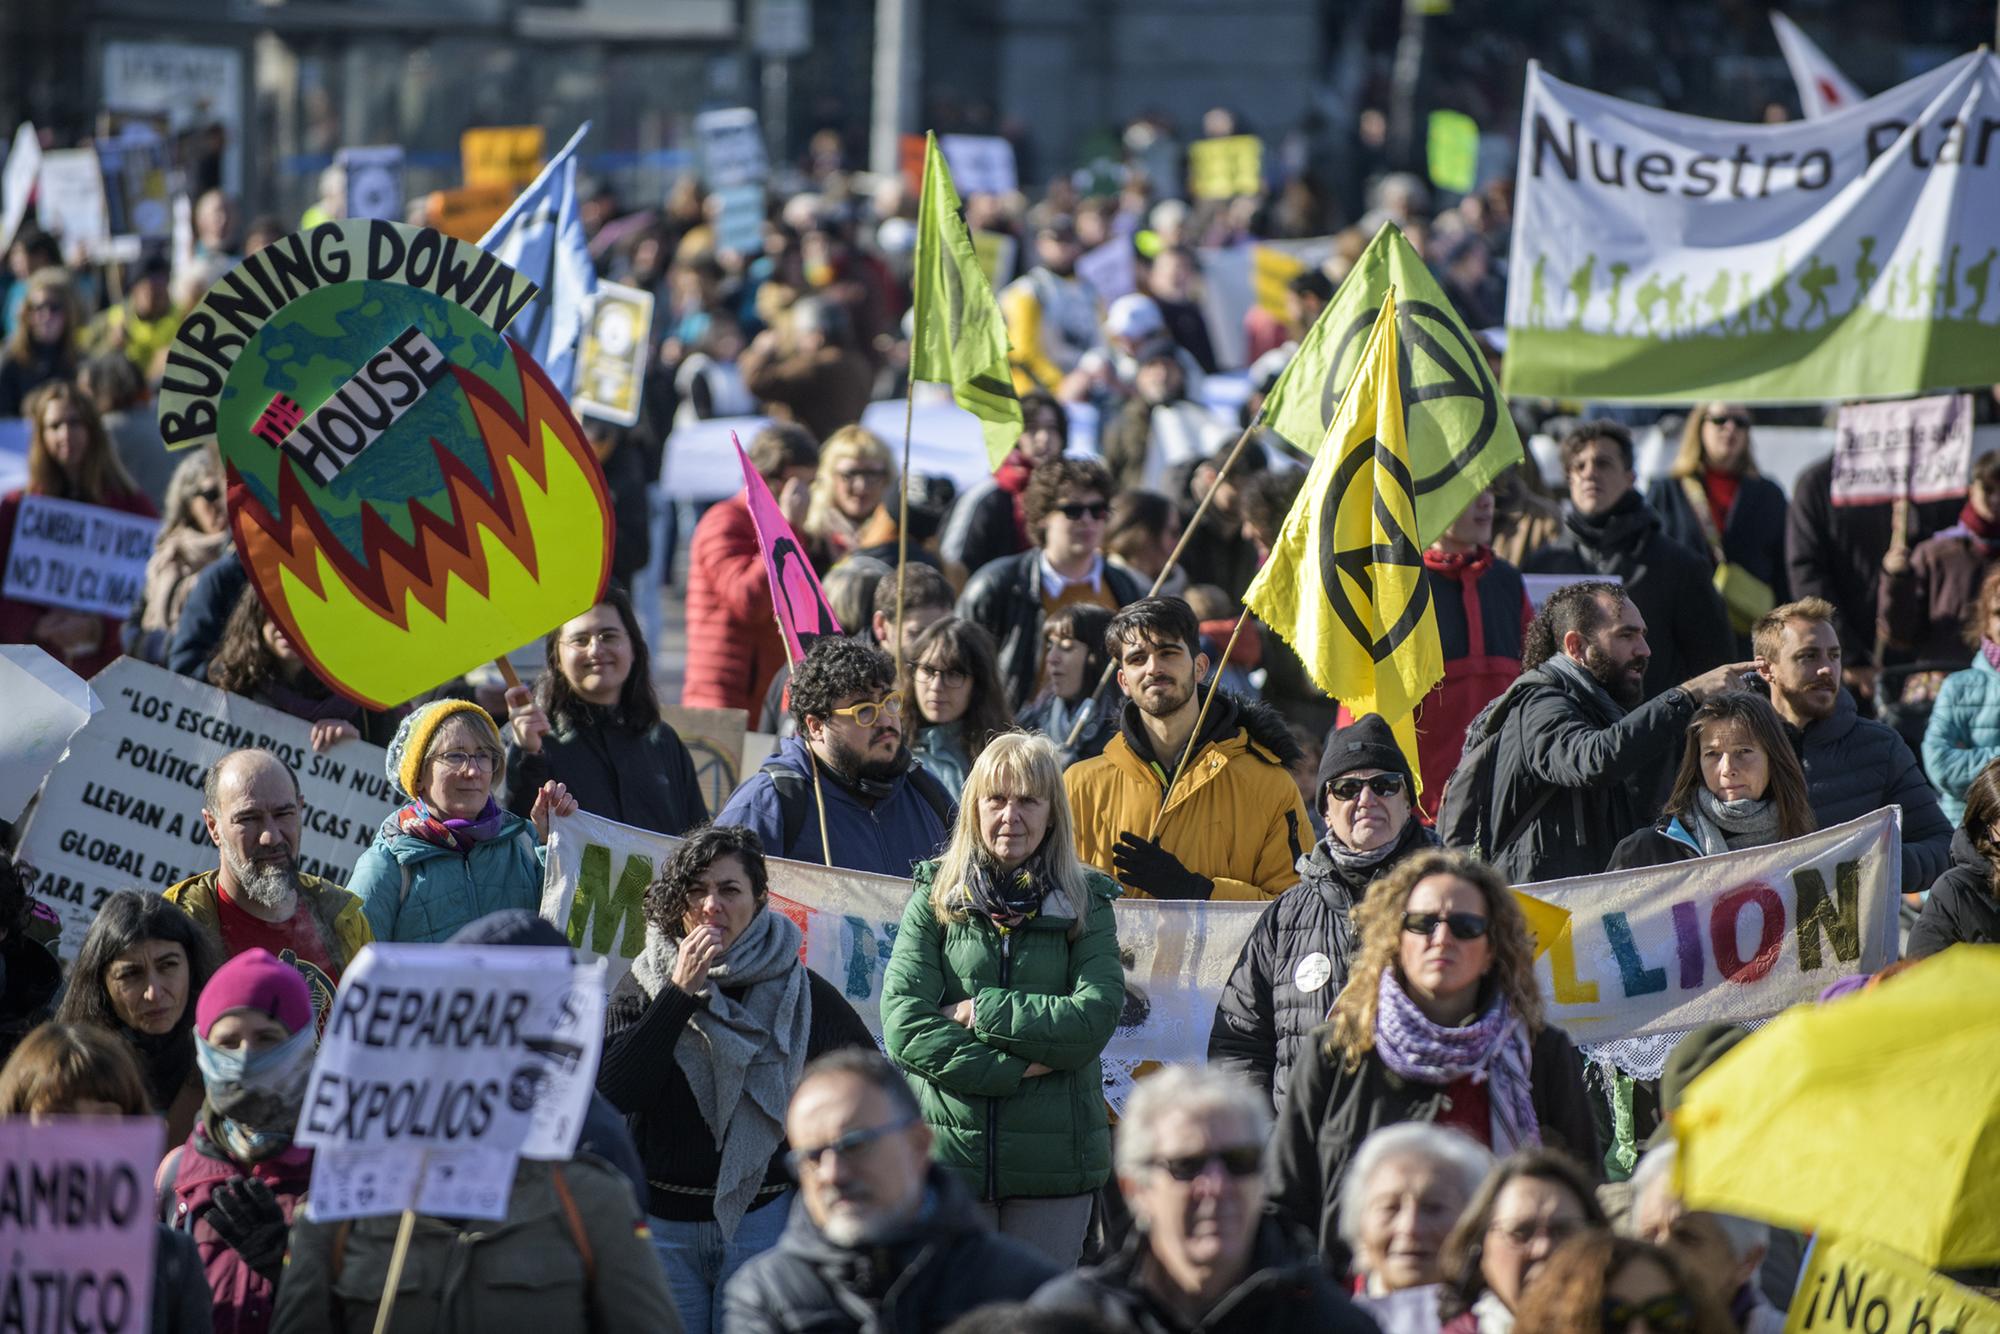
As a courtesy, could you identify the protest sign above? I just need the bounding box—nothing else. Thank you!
[751,0,812,57]
[1505,53,2000,403]
[538,809,1269,1109]
[1,495,158,618]
[12,657,398,960]
[1831,394,1972,505]
[0,646,99,823]
[426,182,516,242]
[695,107,770,189]
[95,113,173,248]
[0,1117,162,1332]
[461,125,546,189]
[939,134,1018,196]
[299,942,606,1221]
[1189,135,1263,200]
[1525,810,1899,1048]
[35,149,110,253]
[572,280,653,427]
[657,705,748,814]
[339,145,406,222]
[1784,1236,2000,1333]
[156,218,612,710]
[101,38,245,196]
[1076,238,1137,302]
[3,121,42,251]
[735,434,842,662]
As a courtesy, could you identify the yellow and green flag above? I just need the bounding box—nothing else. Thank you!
[1245,289,1444,787]
[1260,222,1523,547]
[911,131,1023,468]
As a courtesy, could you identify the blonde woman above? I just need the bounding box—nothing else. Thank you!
[1646,403,1789,647]
[0,267,81,415]
[1267,849,1598,1265]
[881,731,1122,1267]
[803,424,896,566]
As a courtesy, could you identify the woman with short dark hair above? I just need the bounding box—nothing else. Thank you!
[1015,603,1118,765]
[597,823,872,1332]
[899,616,1013,793]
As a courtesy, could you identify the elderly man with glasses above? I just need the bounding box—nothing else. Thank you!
[715,635,955,876]
[1032,1065,1379,1334]
[722,1049,1057,1333]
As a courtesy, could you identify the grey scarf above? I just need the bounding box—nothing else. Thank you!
[632,909,812,1238]
[1688,788,1782,856]
[1544,651,1626,718]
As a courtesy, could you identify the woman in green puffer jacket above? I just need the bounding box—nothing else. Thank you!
[882,730,1123,1268]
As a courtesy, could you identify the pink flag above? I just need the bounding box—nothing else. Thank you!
[735,433,843,666]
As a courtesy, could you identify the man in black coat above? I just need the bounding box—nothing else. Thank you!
[722,1050,1057,1333]
[1208,713,1437,1113]
[958,456,1146,710]
[1032,1065,1377,1334]
[1476,581,1752,884]
[1751,597,1954,896]
[1526,420,1733,704]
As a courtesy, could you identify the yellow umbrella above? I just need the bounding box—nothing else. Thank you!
[1672,945,2000,1269]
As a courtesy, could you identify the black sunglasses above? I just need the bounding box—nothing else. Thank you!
[1602,1294,1694,1334]
[1402,911,1489,941]
[1055,501,1110,521]
[1706,413,1751,429]
[1150,1146,1264,1181]
[1326,774,1407,802]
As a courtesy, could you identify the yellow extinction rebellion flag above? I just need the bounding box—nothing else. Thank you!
[911,131,1023,468]
[1245,289,1444,787]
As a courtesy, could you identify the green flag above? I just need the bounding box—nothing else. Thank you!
[1260,223,1524,547]
[912,131,1023,468]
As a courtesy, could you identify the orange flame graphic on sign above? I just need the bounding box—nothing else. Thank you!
[230,342,612,710]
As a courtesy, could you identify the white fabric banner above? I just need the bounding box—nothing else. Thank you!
[538,810,1266,1109]
[1504,53,2000,402]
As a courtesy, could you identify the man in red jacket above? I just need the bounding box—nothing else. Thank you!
[682,422,820,714]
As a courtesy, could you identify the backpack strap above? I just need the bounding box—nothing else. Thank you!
[903,762,958,832]
[762,762,813,857]
[549,1164,597,1326]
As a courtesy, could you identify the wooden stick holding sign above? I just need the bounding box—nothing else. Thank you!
[1067,422,1260,749]
[370,1205,421,1334]
[777,615,837,869]
[1147,607,1253,843]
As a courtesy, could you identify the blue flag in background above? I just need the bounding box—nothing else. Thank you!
[480,122,596,399]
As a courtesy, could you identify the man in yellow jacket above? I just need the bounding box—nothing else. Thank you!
[164,748,372,1026]
[1064,598,1311,901]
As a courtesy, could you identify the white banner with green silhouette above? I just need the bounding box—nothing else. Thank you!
[1503,52,2000,403]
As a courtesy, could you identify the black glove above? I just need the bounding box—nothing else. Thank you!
[1111,833,1213,901]
[204,1177,290,1285]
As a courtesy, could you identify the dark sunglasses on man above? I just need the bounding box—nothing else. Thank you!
[1148,1145,1263,1182]
[1054,500,1110,521]
[1326,773,1407,803]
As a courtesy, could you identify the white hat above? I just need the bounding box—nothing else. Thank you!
[1106,293,1165,341]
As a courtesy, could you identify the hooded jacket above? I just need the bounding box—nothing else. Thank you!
[720,1166,1060,1333]
[713,735,950,877]
[881,859,1123,1201]
[1031,1216,1380,1334]
[958,548,1147,711]
[1208,820,1439,1114]
[1922,652,2000,825]
[1065,692,1313,902]
[1907,828,2000,957]
[1476,661,1698,884]
[1793,689,1953,895]
[1524,491,1732,702]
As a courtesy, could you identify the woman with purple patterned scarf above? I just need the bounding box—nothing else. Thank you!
[1267,849,1600,1271]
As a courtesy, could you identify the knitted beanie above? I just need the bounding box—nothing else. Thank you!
[196,948,313,1038]
[385,698,503,802]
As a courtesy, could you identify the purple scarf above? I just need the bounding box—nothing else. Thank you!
[1982,639,2000,671]
[1374,969,1542,1154]
[396,797,506,854]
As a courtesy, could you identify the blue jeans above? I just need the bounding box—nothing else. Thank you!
[649,1190,792,1334]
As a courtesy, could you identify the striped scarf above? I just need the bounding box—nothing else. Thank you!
[1374,969,1542,1154]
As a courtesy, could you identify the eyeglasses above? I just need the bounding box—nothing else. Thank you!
[1487,1217,1583,1249]
[435,749,498,773]
[1601,1294,1695,1334]
[785,1116,918,1176]
[193,486,222,504]
[26,300,64,315]
[1706,414,1751,429]
[1054,501,1110,521]
[1403,911,1489,941]
[1149,1146,1264,1181]
[1327,774,1407,802]
[824,692,903,727]
[914,662,970,690]
[562,629,627,651]
[836,468,888,486]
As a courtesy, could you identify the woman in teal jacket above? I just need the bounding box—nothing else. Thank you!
[350,698,577,943]
[881,730,1122,1268]
[1923,570,2000,824]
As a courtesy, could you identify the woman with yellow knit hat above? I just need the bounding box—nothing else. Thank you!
[348,698,578,943]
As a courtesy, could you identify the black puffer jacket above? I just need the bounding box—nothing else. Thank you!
[957,550,1146,710]
[1208,820,1439,1114]
[1908,828,2000,957]
[1476,661,1697,884]
[1793,689,1954,895]
[1031,1216,1379,1334]
[721,1166,1058,1333]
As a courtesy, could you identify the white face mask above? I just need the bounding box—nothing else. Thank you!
[195,1024,315,1130]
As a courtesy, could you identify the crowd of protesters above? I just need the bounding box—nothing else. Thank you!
[0,87,1995,1334]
